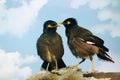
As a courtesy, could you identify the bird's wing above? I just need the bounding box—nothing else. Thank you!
[37,33,65,71]
[36,34,50,58]
[37,33,64,60]
[74,26,108,52]
[68,36,99,58]
[48,33,64,59]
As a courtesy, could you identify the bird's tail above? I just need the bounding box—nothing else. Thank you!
[41,58,66,71]
[97,48,114,63]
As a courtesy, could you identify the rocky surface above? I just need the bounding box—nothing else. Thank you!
[84,72,120,80]
[26,68,120,80]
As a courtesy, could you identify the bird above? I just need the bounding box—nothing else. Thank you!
[36,20,66,72]
[59,18,114,73]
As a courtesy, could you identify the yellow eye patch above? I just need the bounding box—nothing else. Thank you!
[67,21,71,25]
[47,24,53,28]
[47,24,61,28]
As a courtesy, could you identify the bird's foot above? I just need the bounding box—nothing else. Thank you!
[67,65,73,68]
[85,69,98,74]
[51,69,61,75]
[67,64,79,70]
[45,68,49,73]
[70,63,79,68]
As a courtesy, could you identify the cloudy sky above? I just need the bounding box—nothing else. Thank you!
[0,0,120,80]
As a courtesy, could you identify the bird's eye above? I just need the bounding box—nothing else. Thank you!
[67,21,71,25]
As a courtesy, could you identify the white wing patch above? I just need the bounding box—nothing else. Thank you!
[78,38,85,41]
[78,37,95,45]
[86,41,95,45]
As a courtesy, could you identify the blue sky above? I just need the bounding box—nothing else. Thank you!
[0,0,120,80]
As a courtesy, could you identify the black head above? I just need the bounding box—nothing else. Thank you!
[62,18,78,28]
[43,20,57,33]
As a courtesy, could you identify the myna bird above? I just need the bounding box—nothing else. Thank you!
[60,18,114,73]
[36,20,66,72]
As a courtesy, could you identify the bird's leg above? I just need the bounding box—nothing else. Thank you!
[46,62,50,72]
[91,59,95,73]
[79,58,86,64]
[69,59,85,69]
[55,59,58,71]
[90,57,95,73]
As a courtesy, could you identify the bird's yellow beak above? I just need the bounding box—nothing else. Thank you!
[48,22,63,28]
[56,22,63,27]
[58,22,64,25]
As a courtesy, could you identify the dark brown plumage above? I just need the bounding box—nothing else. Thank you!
[61,18,114,72]
[37,20,66,71]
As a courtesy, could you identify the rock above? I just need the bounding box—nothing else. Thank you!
[26,68,83,80]
[84,72,120,80]
[26,68,120,80]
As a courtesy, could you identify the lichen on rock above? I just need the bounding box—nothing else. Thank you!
[26,68,83,80]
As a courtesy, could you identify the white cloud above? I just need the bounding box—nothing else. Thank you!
[0,49,38,80]
[0,0,48,38]
[70,0,120,37]
[96,53,120,72]
[0,0,6,4]
[89,0,111,10]
[70,0,111,9]
[93,1,120,37]
[70,0,89,9]
[97,10,111,21]
[92,23,120,38]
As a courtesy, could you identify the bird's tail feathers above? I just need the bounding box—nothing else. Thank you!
[97,49,114,63]
[93,35,109,52]
[57,58,66,68]
[41,61,55,71]
[41,58,66,71]
[101,46,109,52]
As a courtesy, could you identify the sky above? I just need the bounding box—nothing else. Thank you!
[0,0,120,80]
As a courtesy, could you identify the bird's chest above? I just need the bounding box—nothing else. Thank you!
[66,29,76,40]
[47,34,58,43]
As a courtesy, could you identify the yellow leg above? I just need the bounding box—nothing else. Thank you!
[68,62,79,69]
[46,62,50,72]
[69,59,85,69]
[55,59,58,71]
[91,59,95,73]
